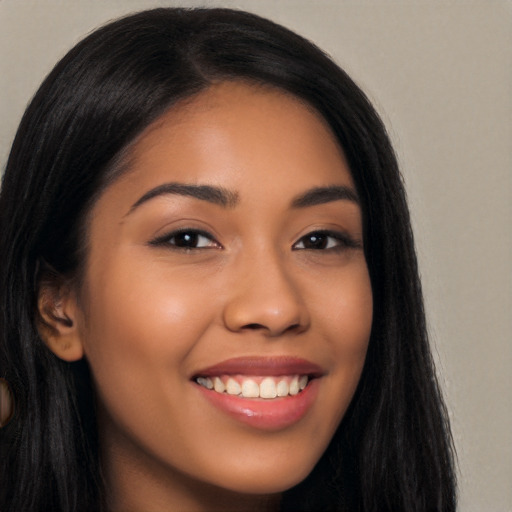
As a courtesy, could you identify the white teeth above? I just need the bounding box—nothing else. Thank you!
[260,377,277,399]
[196,375,310,398]
[226,378,241,396]
[289,376,300,396]
[213,377,225,393]
[276,379,289,397]
[241,379,260,398]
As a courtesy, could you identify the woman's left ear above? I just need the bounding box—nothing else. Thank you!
[36,280,84,362]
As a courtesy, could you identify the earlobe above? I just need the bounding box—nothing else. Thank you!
[37,281,84,362]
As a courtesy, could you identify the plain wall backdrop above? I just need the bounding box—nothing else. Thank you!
[1,1,511,510]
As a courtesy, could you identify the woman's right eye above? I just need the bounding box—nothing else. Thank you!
[149,229,220,250]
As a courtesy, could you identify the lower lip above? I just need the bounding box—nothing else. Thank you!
[195,378,320,431]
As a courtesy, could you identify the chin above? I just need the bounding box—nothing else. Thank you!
[202,456,317,496]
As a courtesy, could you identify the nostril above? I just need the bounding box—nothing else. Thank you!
[244,323,265,330]
[241,322,302,334]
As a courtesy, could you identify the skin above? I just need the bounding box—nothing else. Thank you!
[40,82,373,511]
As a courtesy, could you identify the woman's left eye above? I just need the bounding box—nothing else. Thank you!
[149,229,220,250]
[292,231,360,251]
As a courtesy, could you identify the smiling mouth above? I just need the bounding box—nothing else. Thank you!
[192,355,323,401]
[192,357,323,429]
[195,374,310,399]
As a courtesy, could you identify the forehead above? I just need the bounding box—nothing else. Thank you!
[116,82,353,194]
[90,82,358,231]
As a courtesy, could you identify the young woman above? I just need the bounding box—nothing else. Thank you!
[0,8,456,512]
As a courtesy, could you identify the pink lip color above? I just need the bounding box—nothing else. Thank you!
[194,356,323,377]
[192,356,323,430]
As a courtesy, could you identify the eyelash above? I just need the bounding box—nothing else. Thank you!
[149,228,361,252]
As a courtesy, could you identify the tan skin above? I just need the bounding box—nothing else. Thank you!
[39,82,373,512]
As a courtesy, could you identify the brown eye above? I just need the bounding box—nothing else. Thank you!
[172,232,202,248]
[292,231,361,251]
[150,229,220,250]
[301,233,329,249]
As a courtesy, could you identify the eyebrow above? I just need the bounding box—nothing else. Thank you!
[291,185,359,208]
[127,183,239,214]
[127,182,359,215]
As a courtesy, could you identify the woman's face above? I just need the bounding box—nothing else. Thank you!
[72,82,372,502]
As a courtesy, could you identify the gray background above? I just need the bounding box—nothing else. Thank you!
[1,1,511,510]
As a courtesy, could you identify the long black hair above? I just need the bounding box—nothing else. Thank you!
[0,8,456,511]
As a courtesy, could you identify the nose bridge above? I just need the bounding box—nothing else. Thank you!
[222,244,309,336]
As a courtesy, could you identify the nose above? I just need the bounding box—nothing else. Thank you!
[222,250,310,337]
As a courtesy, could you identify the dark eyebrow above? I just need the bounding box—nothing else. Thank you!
[291,185,359,208]
[127,183,239,214]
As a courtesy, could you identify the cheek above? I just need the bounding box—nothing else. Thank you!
[84,250,212,342]
[78,256,217,414]
[308,260,373,422]
[311,258,373,348]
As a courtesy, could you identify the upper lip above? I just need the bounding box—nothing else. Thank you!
[193,356,324,378]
